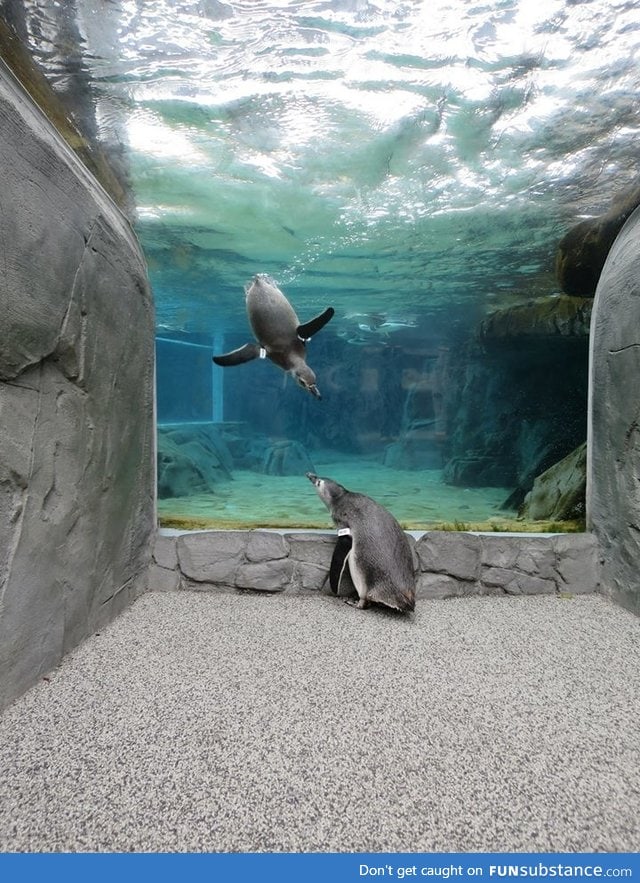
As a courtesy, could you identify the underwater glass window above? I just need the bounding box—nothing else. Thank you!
[14,0,637,531]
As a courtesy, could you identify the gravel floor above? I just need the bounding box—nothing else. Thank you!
[0,590,638,853]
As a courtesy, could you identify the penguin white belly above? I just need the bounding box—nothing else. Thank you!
[346,541,369,605]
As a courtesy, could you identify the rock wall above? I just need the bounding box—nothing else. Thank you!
[588,205,640,615]
[521,442,586,523]
[149,529,600,600]
[157,423,233,499]
[0,62,155,709]
[442,296,590,508]
[156,422,319,501]
[556,179,640,298]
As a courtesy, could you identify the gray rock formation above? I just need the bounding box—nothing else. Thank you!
[0,61,155,709]
[262,440,315,476]
[556,180,640,297]
[442,297,590,506]
[157,423,233,498]
[216,421,271,470]
[381,351,447,470]
[520,442,586,522]
[588,204,640,615]
[156,423,316,493]
[479,296,593,339]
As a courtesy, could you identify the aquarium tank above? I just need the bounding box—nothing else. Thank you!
[4,0,639,530]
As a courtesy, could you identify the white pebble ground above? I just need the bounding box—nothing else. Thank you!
[0,591,638,853]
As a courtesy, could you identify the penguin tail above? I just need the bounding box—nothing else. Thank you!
[395,590,415,613]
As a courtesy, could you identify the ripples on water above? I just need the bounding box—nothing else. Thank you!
[60,0,640,325]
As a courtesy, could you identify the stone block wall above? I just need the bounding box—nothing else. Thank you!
[0,62,155,709]
[149,530,600,600]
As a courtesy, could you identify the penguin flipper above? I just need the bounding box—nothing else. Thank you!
[297,307,335,341]
[213,343,261,366]
[329,534,353,595]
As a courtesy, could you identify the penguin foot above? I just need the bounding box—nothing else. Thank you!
[344,597,368,610]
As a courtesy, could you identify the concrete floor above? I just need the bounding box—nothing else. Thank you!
[0,590,638,853]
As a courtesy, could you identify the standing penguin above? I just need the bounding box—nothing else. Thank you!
[213,274,334,398]
[307,473,416,613]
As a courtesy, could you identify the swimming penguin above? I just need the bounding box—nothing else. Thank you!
[306,472,416,613]
[213,274,334,398]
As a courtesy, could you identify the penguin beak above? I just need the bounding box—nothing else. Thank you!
[293,372,322,399]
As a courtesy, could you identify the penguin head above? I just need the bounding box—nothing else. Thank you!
[292,364,321,399]
[306,473,345,509]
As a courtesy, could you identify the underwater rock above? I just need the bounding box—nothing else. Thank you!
[520,444,586,522]
[402,381,436,424]
[556,180,640,297]
[502,418,576,511]
[383,426,442,470]
[442,454,507,487]
[217,421,271,470]
[381,355,446,470]
[157,424,233,498]
[441,300,588,502]
[261,440,315,476]
[479,296,592,341]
